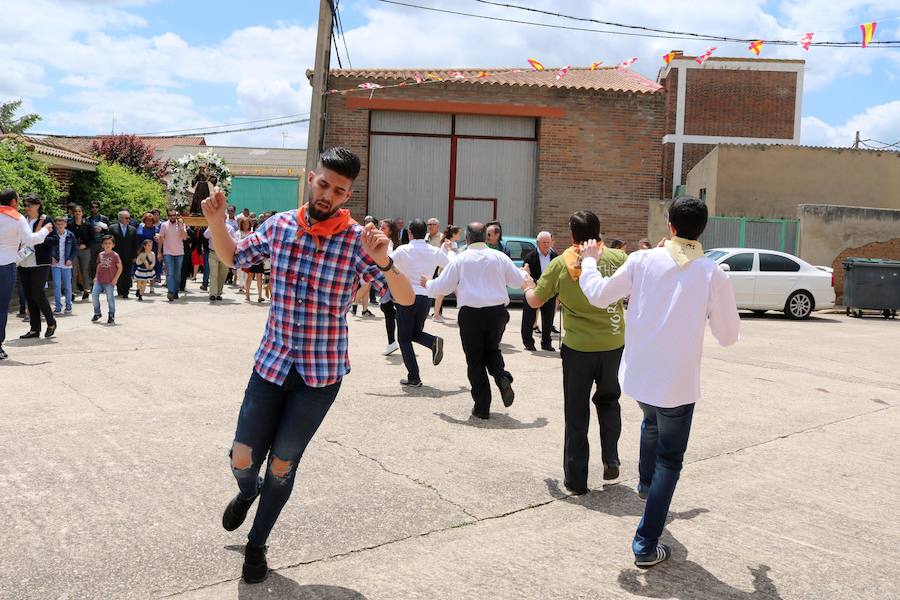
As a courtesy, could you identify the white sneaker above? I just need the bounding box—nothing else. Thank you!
[383,341,400,356]
[432,314,445,323]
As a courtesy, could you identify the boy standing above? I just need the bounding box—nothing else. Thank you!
[91,235,122,324]
[577,196,740,568]
[50,216,77,314]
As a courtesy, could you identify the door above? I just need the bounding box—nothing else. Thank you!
[755,252,801,309]
[230,176,299,214]
[452,198,496,228]
[721,252,757,307]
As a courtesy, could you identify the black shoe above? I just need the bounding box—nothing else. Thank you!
[137,293,143,301]
[637,484,649,500]
[551,326,560,334]
[471,408,490,420]
[432,336,444,366]
[524,343,537,351]
[82,292,89,301]
[199,284,208,291]
[91,314,101,322]
[400,378,423,387]
[498,375,515,407]
[217,295,223,301]
[635,543,671,569]
[209,295,216,302]
[174,292,180,299]
[222,491,259,532]
[19,331,40,339]
[107,316,115,324]
[564,481,589,496]
[45,324,57,338]
[167,292,174,302]
[350,304,357,315]
[361,309,373,317]
[603,463,620,480]
[242,543,268,584]
[0,347,7,360]
[541,344,556,352]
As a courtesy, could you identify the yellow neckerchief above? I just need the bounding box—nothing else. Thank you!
[561,245,583,281]
[466,242,487,250]
[664,236,704,267]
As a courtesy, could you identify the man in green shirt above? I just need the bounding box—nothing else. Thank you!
[523,210,627,495]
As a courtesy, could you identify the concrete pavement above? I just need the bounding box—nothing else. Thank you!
[1,280,898,599]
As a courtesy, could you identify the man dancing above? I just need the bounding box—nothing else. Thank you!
[202,147,414,584]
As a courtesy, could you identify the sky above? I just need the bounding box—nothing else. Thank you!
[4,0,900,150]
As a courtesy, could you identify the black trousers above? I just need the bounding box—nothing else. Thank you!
[561,344,624,489]
[18,266,55,334]
[380,299,396,344]
[117,260,133,297]
[521,296,556,347]
[458,305,511,414]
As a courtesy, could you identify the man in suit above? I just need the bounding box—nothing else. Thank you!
[522,231,558,351]
[86,200,110,281]
[394,217,410,245]
[110,210,137,298]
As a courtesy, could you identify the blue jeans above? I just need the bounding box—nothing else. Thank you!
[0,263,15,345]
[633,401,695,557]
[395,294,436,382]
[91,282,116,317]
[231,368,341,546]
[163,254,183,295]
[52,266,73,312]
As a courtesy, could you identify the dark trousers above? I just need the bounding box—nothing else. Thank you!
[18,266,55,334]
[0,263,15,345]
[396,295,435,382]
[521,297,556,347]
[232,369,340,547]
[380,299,396,344]
[633,401,695,557]
[457,305,511,414]
[561,344,624,489]
[117,262,132,297]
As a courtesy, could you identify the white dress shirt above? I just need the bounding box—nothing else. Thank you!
[579,247,740,408]
[0,212,50,266]
[424,242,525,308]
[204,223,238,252]
[538,249,552,274]
[390,239,449,296]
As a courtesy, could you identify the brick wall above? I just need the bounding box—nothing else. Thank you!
[49,168,75,199]
[831,238,900,302]
[322,77,665,247]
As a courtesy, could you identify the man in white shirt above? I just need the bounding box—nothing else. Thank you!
[575,196,740,569]
[0,188,53,360]
[425,218,442,247]
[390,219,449,387]
[423,222,530,418]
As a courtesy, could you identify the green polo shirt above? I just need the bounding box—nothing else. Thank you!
[532,249,627,352]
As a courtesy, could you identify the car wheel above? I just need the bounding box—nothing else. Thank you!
[784,290,813,320]
[752,310,767,316]
[845,306,851,316]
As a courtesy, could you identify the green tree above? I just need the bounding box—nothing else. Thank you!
[71,161,167,218]
[0,100,42,134]
[0,139,62,216]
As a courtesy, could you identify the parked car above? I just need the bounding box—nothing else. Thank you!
[704,248,835,319]
[454,235,537,304]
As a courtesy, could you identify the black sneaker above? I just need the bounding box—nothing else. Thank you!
[400,378,423,387]
[242,543,268,584]
[199,284,208,291]
[498,375,515,407]
[603,463,620,480]
[432,336,444,366]
[471,407,490,420]
[0,347,7,360]
[564,481,589,496]
[82,292,89,301]
[361,309,373,317]
[634,543,671,569]
[209,295,216,302]
[167,292,174,302]
[107,316,115,324]
[216,295,223,301]
[222,491,259,532]
[524,343,537,351]
[541,344,556,352]
[350,304,357,315]
[91,314,101,322]
[44,324,57,338]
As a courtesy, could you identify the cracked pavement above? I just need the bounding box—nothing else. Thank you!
[1,286,898,599]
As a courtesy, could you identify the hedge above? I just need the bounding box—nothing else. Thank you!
[0,139,63,217]
[72,161,168,218]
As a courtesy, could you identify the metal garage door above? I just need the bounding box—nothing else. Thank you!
[368,111,537,234]
[230,176,299,214]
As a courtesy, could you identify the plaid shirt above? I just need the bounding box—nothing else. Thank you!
[234,210,386,387]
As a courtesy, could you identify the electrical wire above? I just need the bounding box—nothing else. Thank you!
[33,117,310,139]
[130,113,311,136]
[335,0,353,68]
[329,0,344,68]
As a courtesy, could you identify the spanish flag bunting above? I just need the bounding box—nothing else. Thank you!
[528,58,545,71]
[449,71,466,79]
[413,72,424,84]
[749,40,764,55]
[861,22,876,48]
[476,71,490,78]
[662,51,677,65]
[426,72,444,81]
[695,47,716,65]
[590,61,603,70]
[555,66,571,80]
[616,57,638,69]
[798,32,813,50]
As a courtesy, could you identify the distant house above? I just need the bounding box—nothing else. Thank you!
[1,133,99,198]
[44,135,207,156]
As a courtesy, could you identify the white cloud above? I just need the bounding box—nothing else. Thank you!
[801,101,900,148]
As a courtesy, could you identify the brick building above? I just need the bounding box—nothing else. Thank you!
[314,54,804,245]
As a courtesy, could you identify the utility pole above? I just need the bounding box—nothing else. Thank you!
[304,0,334,191]
[853,130,860,149]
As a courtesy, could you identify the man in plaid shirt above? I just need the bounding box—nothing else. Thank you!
[202,147,414,584]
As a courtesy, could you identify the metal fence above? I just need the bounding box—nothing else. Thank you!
[701,216,799,254]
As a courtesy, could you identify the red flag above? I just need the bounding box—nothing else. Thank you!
[528,58,545,71]
[861,22,877,48]
[476,71,490,78]
[662,51,677,65]
[695,47,716,65]
[749,40,764,55]
[590,61,603,71]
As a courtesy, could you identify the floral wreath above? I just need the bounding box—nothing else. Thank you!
[166,151,232,213]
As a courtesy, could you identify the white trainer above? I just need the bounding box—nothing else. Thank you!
[383,341,400,356]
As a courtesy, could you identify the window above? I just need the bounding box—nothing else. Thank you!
[506,240,536,262]
[759,253,801,272]
[705,250,727,261]
[723,253,754,272]
[699,188,707,203]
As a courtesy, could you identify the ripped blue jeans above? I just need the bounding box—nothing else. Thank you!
[231,368,340,546]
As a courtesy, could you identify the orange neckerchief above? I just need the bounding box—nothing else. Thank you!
[0,206,21,220]
[296,204,357,251]
[561,244,583,281]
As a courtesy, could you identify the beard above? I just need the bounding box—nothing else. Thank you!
[307,191,337,222]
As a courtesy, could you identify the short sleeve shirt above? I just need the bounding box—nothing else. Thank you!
[94,251,121,285]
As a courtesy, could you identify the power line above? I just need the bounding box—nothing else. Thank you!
[329,0,344,69]
[33,117,310,139]
[335,0,353,68]
[132,113,311,136]
[374,0,900,47]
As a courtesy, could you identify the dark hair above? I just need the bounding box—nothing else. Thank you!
[23,194,42,210]
[101,234,115,244]
[609,239,625,250]
[90,200,100,208]
[485,220,503,240]
[319,146,361,181]
[380,219,400,248]
[569,210,601,244]
[668,195,708,240]
[0,188,17,206]
[466,222,486,244]
[639,238,651,248]
[151,208,161,215]
[408,218,427,240]
[443,225,461,240]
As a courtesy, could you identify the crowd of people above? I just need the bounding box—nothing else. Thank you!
[2,144,741,584]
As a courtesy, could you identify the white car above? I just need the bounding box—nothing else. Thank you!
[704,248,836,319]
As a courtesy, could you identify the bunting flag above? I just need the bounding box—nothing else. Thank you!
[617,57,638,69]
[555,66,571,80]
[695,47,716,65]
[861,22,877,48]
[449,71,467,79]
[662,51,677,65]
[476,71,491,78]
[357,83,383,89]
[528,58,545,71]
[799,32,814,50]
[749,40,764,55]
[590,61,603,70]
[425,72,444,81]
[413,72,424,84]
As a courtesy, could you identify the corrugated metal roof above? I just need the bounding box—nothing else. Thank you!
[1,134,99,166]
[155,145,307,168]
[317,67,663,94]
